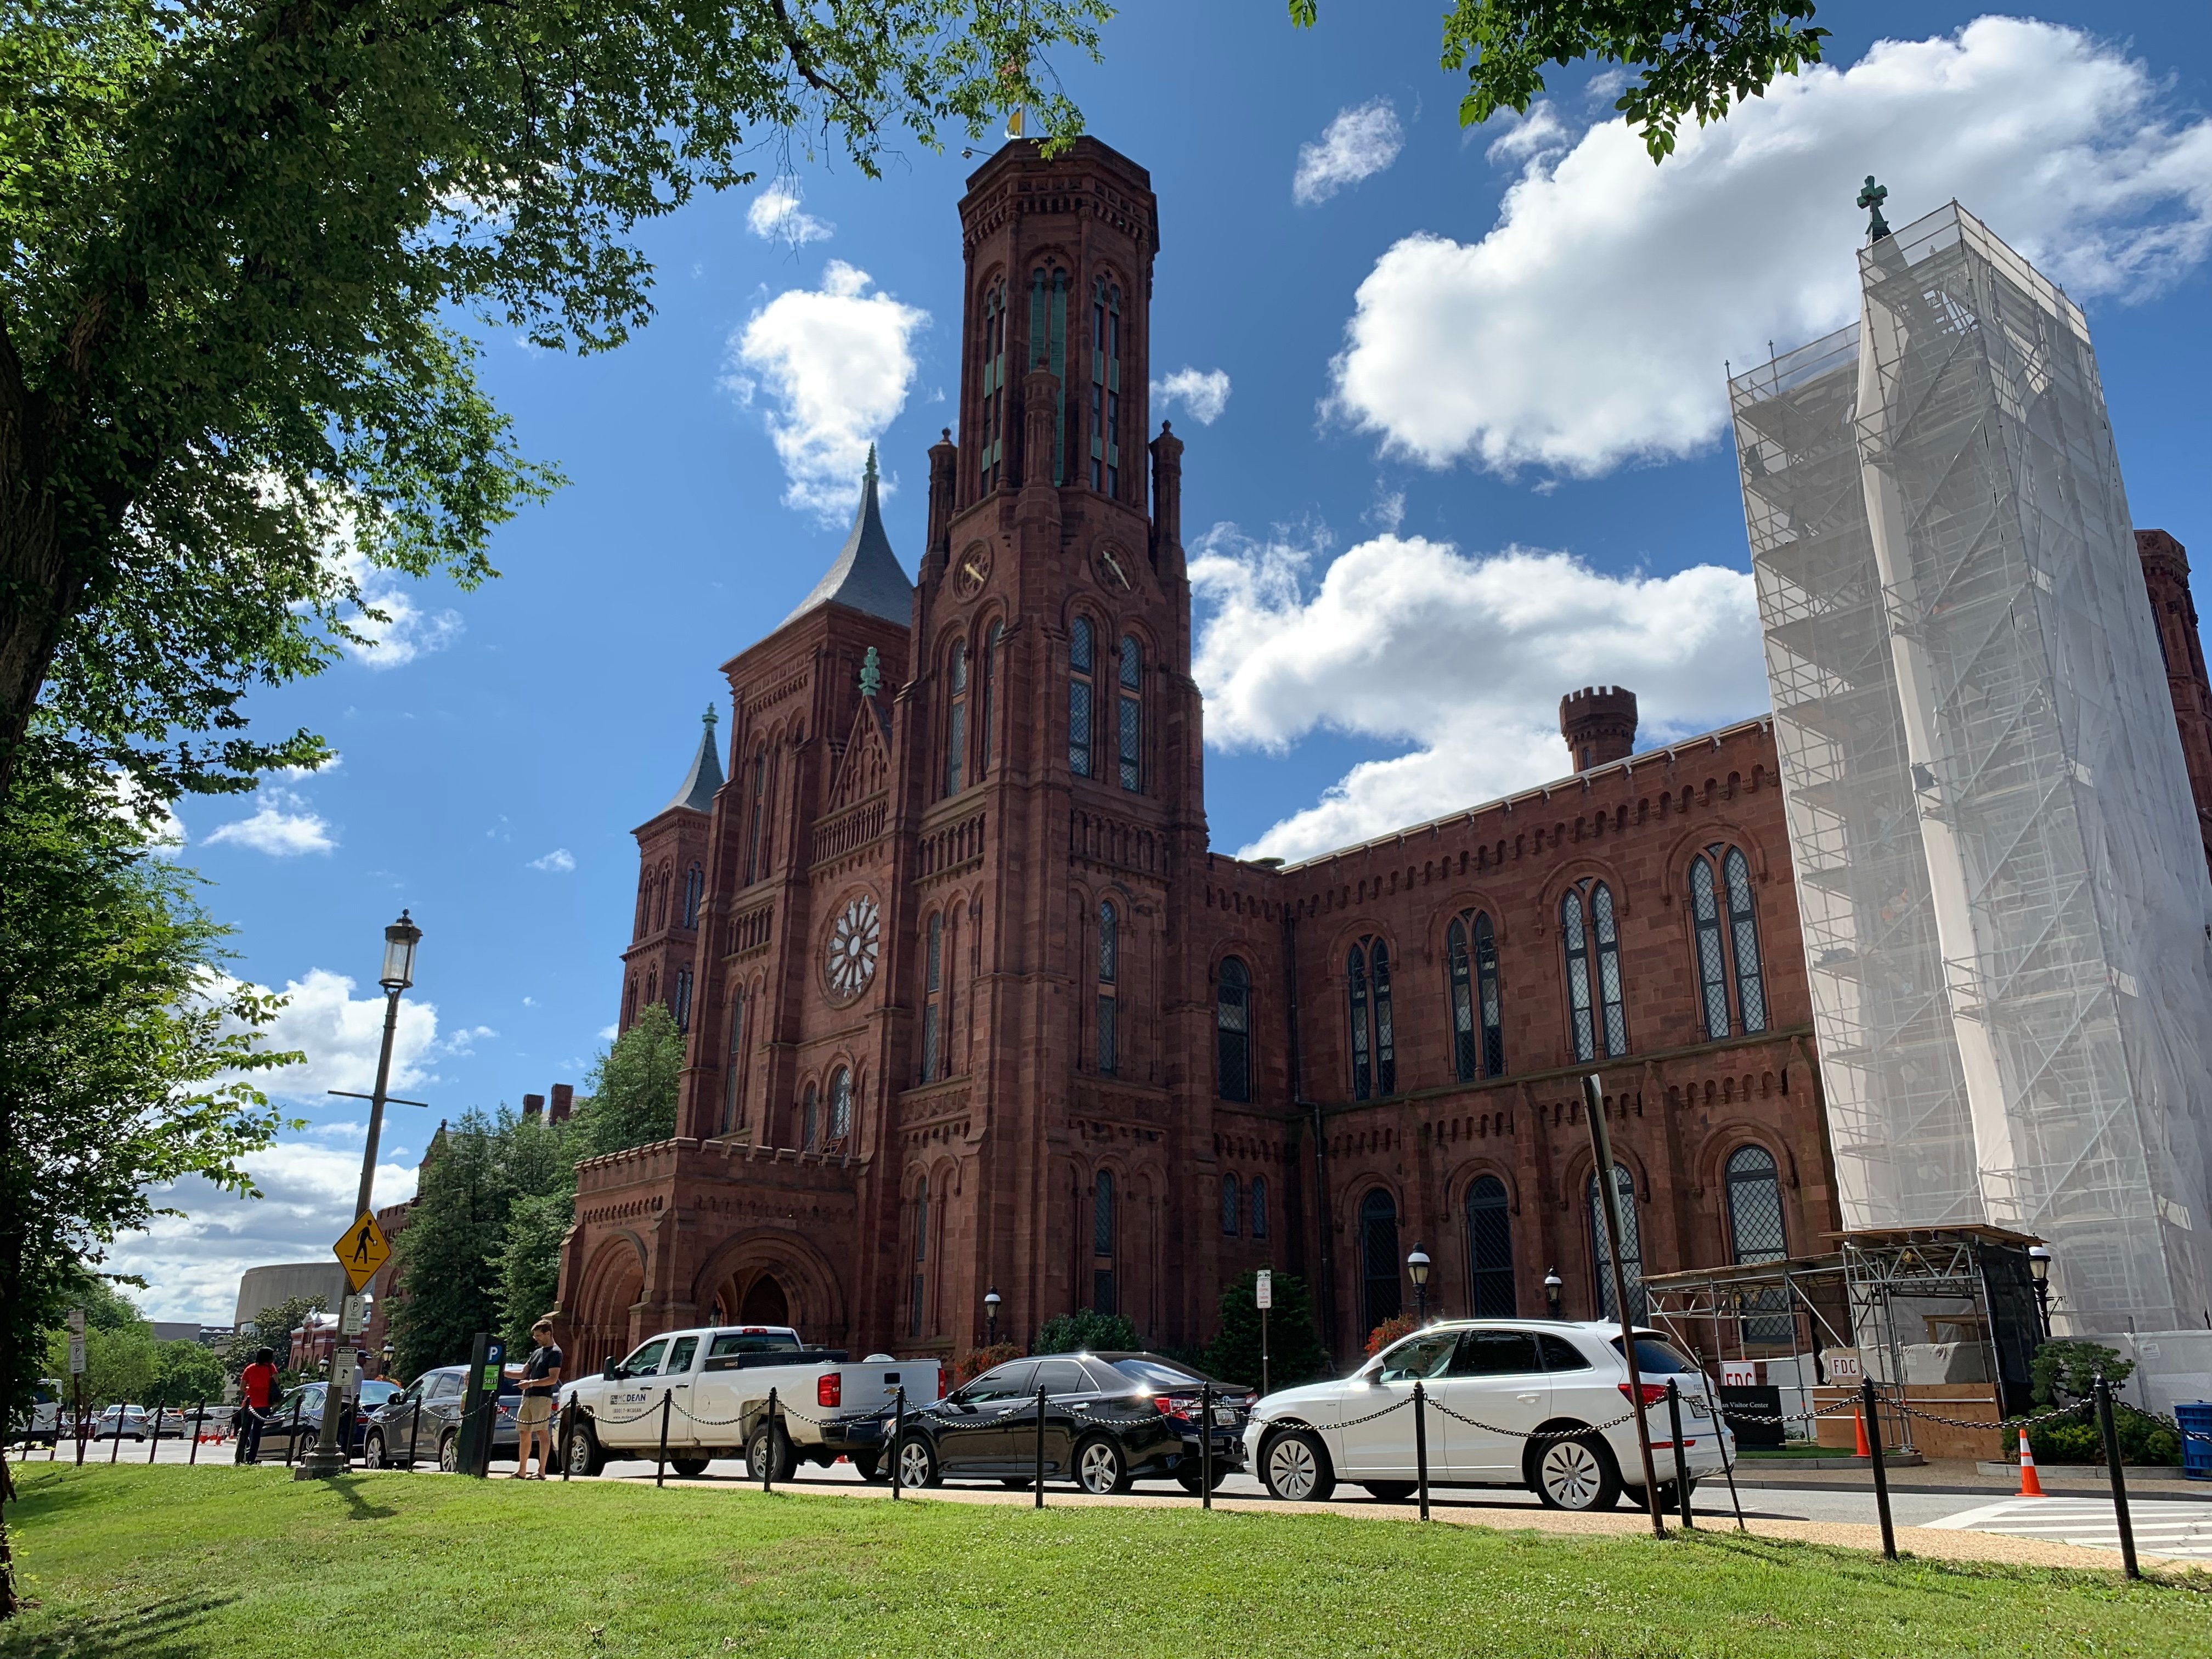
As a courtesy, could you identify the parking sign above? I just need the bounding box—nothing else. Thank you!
[1255,1270,1273,1310]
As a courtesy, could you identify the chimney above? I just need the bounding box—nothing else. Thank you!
[1561,686,1639,771]
[549,1084,574,1124]
[522,1093,544,1118]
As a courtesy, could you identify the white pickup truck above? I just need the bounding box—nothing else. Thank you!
[556,1324,941,1481]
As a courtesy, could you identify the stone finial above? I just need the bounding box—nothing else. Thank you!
[1857,176,1892,242]
[860,645,882,698]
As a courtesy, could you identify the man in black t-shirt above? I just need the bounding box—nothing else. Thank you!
[514,1318,563,1479]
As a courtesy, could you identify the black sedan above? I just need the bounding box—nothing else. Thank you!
[1091,1352,1255,1492]
[889,1353,1243,1496]
[254,1380,402,1460]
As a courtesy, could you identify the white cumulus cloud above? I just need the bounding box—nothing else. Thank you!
[746,179,834,245]
[203,788,336,856]
[1333,18,2212,477]
[725,261,928,521]
[1295,99,1405,206]
[1190,525,1766,861]
[218,967,442,1102]
[528,848,576,873]
[1152,366,1233,425]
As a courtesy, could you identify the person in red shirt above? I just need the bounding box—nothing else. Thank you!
[236,1348,279,1465]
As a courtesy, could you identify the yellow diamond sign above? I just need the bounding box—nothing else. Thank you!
[333,1210,391,1292]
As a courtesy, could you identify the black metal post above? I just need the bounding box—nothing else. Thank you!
[406,1396,421,1470]
[1033,1385,1046,1508]
[1666,1381,1692,1528]
[190,1401,205,1465]
[1413,1380,1431,1522]
[890,1387,905,1502]
[1261,1305,1271,1399]
[284,1394,302,1467]
[74,1379,86,1467]
[655,1390,672,1488]
[1583,1073,1664,1538]
[559,1400,573,1482]
[148,1406,164,1464]
[2095,1375,2140,1581]
[1860,1378,1895,1560]
[762,1387,778,1492]
[108,1408,121,1463]
[1200,1382,1214,1510]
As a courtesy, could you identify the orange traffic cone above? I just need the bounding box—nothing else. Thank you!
[1854,1407,1874,1459]
[2017,1428,2046,1498]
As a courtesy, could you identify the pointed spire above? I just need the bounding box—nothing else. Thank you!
[667,702,725,813]
[781,452,913,626]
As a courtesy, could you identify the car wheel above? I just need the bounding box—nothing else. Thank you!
[1362,1481,1417,1503]
[1075,1437,1131,1496]
[894,1435,939,1489]
[565,1418,605,1477]
[668,1457,710,1479]
[1261,1429,1335,1503]
[296,1430,317,1458]
[438,1432,460,1474]
[1175,1463,1229,1494]
[744,1424,795,1483]
[364,1432,387,1470]
[1533,1434,1621,1512]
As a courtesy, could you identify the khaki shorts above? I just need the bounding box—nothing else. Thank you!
[516,1393,552,1428]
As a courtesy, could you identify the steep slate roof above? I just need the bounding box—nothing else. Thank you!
[780,448,913,627]
[666,705,725,814]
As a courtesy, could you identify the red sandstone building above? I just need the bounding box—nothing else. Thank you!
[555,137,2212,1372]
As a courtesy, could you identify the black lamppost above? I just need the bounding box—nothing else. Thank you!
[1544,1268,1564,1318]
[2028,1244,2053,1340]
[298,910,420,1480]
[984,1288,1001,1347]
[1407,1245,1431,1325]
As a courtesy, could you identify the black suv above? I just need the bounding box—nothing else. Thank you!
[890,1352,1249,1495]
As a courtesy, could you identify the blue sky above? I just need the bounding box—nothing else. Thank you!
[120,4,2212,1321]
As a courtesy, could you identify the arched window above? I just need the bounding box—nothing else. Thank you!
[1220,1174,1239,1237]
[1091,278,1122,495]
[1251,1176,1269,1239]
[801,1082,819,1153]
[1216,957,1252,1102]
[634,877,650,941]
[744,748,769,884]
[625,977,637,1029]
[721,992,745,1134]
[1029,262,1070,484]
[978,280,1008,493]
[921,912,944,1083]
[910,1180,929,1338]
[672,967,693,1034]
[944,641,968,797]
[1346,936,1396,1099]
[1069,617,1094,777]
[1724,847,1767,1033]
[1360,1188,1401,1334]
[1118,636,1142,791]
[1092,1169,1116,1314]
[1588,1164,1644,1321]
[1474,912,1504,1075]
[1690,845,1768,1039]
[1465,1176,1514,1317]
[979,620,1002,776]
[654,868,669,930]
[827,1066,852,1147]
[1562,880,1628,1062]
[645,968,657,1006]
[1096,899,1119,1076]
[1726,1144,1792,1343]
[681,862,704,930]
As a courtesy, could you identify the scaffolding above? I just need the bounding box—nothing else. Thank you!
[1736,203,2212,1335]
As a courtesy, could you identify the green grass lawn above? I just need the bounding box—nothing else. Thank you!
[2,1465,2208,1658]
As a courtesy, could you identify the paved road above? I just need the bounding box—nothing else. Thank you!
[37,1437,2212,1560]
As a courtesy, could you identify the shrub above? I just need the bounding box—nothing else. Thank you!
[2029,1339,2135,1407]
[1203,1271,1331,1392]
[1035,1310,1139,1355]
[952,1341,1023,1387]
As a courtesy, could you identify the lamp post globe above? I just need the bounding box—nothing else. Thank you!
[1407,1245,1431,1324]
[381,909,422,990]
[984,1288,1001,1347]
[1544,1268,1564,1317]
[2027,1244,2053,1339]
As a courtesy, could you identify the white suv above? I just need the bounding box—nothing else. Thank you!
[1245,1321,1733,1511]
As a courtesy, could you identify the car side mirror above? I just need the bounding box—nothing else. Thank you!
[602,1358,622,1381]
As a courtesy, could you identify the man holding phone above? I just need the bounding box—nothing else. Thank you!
[514,1318,562,1479]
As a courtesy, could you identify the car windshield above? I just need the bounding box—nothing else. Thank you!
[1375,1331,1458,1383]
[1611,1334,1700,1376]
[1108,1357,1203,1391]
[358,1381,400,1407]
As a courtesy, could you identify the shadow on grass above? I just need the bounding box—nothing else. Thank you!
[319,1476,398,1522]
[0,1590,235,1659]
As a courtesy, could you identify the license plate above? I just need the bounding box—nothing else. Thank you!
[1213,1407,1237,1426]
[1688,1396,1711,1419]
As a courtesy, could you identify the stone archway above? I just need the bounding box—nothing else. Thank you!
[691,1228,847,1344]
[738,1274,789,1326]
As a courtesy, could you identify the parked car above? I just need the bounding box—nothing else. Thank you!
[91,1404,151,1441]
[889,1352,1229,1495]
[13,1380,64,1445]
[1245,1320,1734,1511]
[1090,1352,1255,1491]
[364,1368,517,1471]
[558,1325,939,1482]
[257,1380,403,1460]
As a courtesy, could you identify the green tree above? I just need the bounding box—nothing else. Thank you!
[221,1294,329,1388]
[494,1190,573,1354]
[42,1321,154,1409]
[1203,1271,1332,1393]
[386,1111,517,1378]
[565,1005,685,1161]
[144,1341,227,1411]
[0,0,1106,798]
[2030,1339,2136,1408]
[1290,2,1828,161]
[1035,1309,1140,1355]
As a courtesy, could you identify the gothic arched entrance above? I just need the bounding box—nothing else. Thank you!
[739,1273,789,1326]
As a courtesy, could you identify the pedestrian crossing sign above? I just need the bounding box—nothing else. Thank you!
[334,1210,391,1291]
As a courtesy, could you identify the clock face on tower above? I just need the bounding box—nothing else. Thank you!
[1093,543,1133,594]
[952,543,992,600]
[825,894,882,1000]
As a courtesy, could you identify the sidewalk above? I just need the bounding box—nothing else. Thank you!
[1727,1455,2193,1494]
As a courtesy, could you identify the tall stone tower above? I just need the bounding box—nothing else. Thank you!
[2136,529,2212,875]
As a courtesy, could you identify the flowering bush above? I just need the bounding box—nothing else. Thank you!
[1364,1316,1418,1358]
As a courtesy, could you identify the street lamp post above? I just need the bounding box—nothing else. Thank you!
[297,910,420,1481]
[2028,1244,2053,1340]
[1544,1268,1564,1318]
[1407,1246,1431,1325]
[984,1288,1001,1348]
